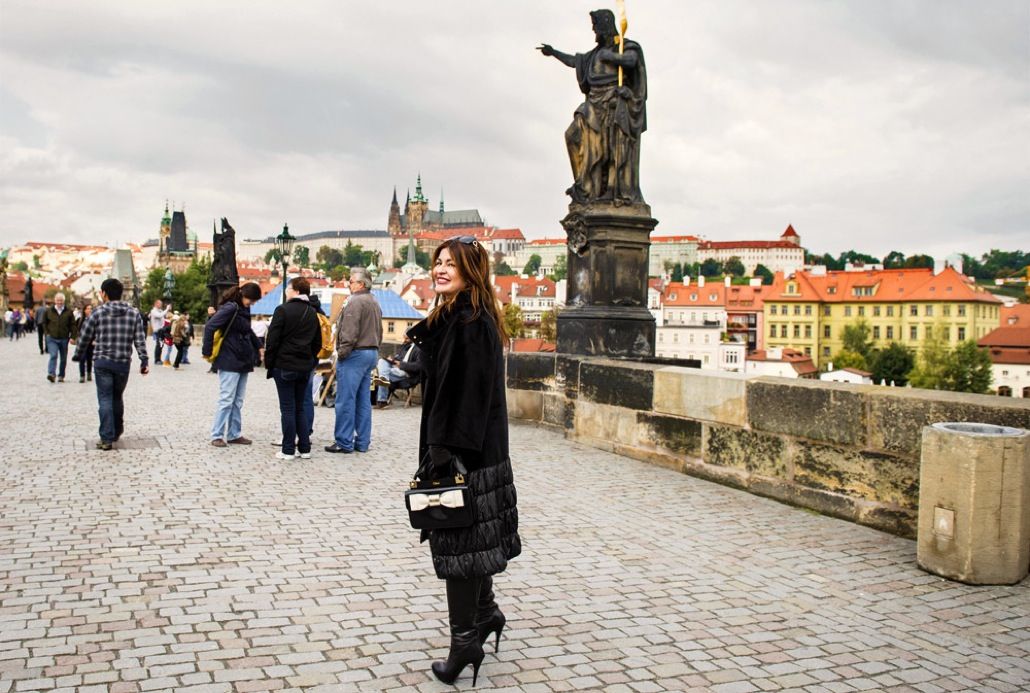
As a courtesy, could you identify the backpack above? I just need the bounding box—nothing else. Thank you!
[312,308,334,359]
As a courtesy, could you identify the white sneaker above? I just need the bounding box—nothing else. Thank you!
[298,452,312,459]
[275,451,298,460]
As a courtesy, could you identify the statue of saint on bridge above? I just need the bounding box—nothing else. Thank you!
[538,8,647,207]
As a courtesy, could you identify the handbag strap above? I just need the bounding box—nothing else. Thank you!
[412,451,467,485]
[219,303,240,342]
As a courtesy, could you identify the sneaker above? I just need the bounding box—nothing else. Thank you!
[227,437,252,445]
[375,401,390,410]
[57,377,64,382]
[298,451,312,459]
[95,441,113,451]
[210,439,227,448]
[47,374,55,382]
[79,376,85,383]
[163,362,171,367]
[276,451,298,460]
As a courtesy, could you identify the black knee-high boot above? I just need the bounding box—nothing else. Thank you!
[432,578,485,686]
[476,575,506,653]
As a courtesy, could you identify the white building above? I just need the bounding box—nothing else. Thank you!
[653,277,746,370]
[648,234,700,277]
[697,225,804,276]
[821,368,873,385]
[745,347,819,379]
[978,325,1030,397]
[512,238,566,276]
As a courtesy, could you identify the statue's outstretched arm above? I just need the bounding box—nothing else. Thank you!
[537,44,576,68]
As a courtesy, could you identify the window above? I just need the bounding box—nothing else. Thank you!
[886,326,894,340]
[926,326,933,339]
[689,333,695,344]
[958,326,965,341]
[910,305,918,316]
[804,325,812,338]
[805,305,812,316]
[793,305,801,316]
[780,325,787,338]
[823,306,831,317]
[804,346,811,356]
[673,332,679,343]
[845,306,852,317]
[823,325,831,338]
[943,305,951,317]
[958,305,966,317]
[941,327,949,341]
[873,306,881,317]
[858,306,865,317]
[998,386,1012,397]
[873,326,880,339]
[887,306,894,317]
[770,305,777,315]
[387,321,396,333]
[926,305,934,317]
[910,326,918,340]
[793,325,800,338]
[770,323,776,338]
[704,334,710,344]
[823,346,831,357]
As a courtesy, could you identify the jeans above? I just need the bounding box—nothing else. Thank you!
[162,343,172,363]
[375,358,408,402]
[273,368,313,454]
[304,370,315,435]
[79,346,94,379]
[181,345,191,364]
[153,335,163,363]
[46,337,69,378]
[333,349,377,451]
[211,370,249,441]
[94,366,129,443]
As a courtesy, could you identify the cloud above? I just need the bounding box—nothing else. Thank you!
[0,0,1027,259]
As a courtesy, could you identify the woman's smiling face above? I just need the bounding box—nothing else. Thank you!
[434,247,466,297]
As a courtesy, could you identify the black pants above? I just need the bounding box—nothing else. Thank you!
[173,343,186,368]
[79,347,94,378]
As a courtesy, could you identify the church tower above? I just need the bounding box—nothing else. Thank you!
[407,174,428,232]
[387,186,402,237]
[159,201,171,254]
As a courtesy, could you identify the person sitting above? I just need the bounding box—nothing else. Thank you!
[374,336,422,408]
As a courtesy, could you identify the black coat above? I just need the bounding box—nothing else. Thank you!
[264,297,322,375]
[202,301,261,373]
[408,292,521,580]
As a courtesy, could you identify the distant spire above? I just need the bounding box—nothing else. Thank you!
[406,188,410,205]
[413,173,426,203]
[391,186,398,204]
[439,189,444,214]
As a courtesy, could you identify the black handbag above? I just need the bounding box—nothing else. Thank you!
[406,454,475,530]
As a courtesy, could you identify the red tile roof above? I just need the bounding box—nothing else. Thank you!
[512,338,556,353]
[3,275,58,304]
[978,326,1030,349]
[724,284,767,310]
[489,228,525,240]
[401,278,436,311]
[781,224,799,238]
[527,238,567,246]
[768,267,1001,304]
[492,276,556,303]
[662,282,725,307]
[1001,304,1030,327]
[700,240,798,250]
[651,234,701,243]
[748,348,818,376]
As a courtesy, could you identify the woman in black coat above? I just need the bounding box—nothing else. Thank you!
[407,237,521,687]
[202,282,263,447]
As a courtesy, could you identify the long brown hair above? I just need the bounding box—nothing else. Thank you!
[428,238,509,343]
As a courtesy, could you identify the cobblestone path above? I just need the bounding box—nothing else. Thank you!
[1,336,1027,692]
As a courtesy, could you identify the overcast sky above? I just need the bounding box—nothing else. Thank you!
[1,1,1027,259]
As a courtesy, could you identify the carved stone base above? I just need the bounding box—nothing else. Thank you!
[556,202,657,358]
[556,306,656,357]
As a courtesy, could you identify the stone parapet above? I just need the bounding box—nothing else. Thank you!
[506,353,1030,538]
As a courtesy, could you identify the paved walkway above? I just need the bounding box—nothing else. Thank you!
[0,335,1027,692]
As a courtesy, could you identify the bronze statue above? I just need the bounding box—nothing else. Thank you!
[211,218,239,284]
[539,9,647,206]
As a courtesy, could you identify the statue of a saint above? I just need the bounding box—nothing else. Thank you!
[211,218,239,284]
[539,9,647,206]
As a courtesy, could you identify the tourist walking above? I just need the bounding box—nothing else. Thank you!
[76,304,95,382]
[324,268,382,454]
[35,301,48,354]
[42,292,76,382]
[72,278,149,450]
[406,237,521,686]
[148,300,168,364]
[180,312,194,364]
[202,283,262,447]
[171,311,192,369]
[264,277,322,460]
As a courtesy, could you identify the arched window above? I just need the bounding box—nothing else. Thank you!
[1023,386,1030,399]
[998,386,1012,397]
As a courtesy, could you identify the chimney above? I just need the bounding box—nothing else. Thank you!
[683,276,690,286]
[724,276,731,287]
[698,275,706,287]
[933,258,944,275]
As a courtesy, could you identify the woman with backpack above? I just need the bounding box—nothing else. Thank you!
[202,283,263,448]
[263,277,323,460]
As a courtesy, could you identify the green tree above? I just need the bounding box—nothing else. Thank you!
[683,262,701,280]
[264,248,282,265]
[909,324,953,390]
[493,261,516,276]
[945,341,993,394]
[12,260,28,272]
[883,250,906,269]
[315,245,344,270]
[293,245,310,267]
[171,257,214,320]
[830,349,868,371]
[327,266,349,282]
[393,247,430,269]
[842,319,874,361]
[522,254,542,276]
[753,263,774,285]
[700,258,723,277]
[839,250,881,266]
[903,254,935,269]
[981,249,1030,279]
[724,256,745,277]
[502,302,525,339]
[870,342,914,385]
[32,254,41,269]
[342,241,367,267]
[539,307,560,341]
[550,255,567,281]
[670,262,684,282]
[140,267,167,309]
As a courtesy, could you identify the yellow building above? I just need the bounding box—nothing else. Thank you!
[764,267,1002,368]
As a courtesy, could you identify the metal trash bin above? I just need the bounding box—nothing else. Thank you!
[918,422,1030,585]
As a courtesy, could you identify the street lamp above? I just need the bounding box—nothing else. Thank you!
[275,223,296,303]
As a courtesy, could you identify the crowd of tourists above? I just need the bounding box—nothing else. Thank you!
[18,236,519,686]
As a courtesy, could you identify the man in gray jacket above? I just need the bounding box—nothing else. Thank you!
[325,268,383,454]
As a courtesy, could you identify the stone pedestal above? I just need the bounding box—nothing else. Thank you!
[556,203,657,357]
[917,422,1030,585]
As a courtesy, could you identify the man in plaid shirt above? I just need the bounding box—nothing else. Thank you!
[73,278,150,450]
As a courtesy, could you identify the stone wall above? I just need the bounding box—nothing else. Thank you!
[506,353,1030,538]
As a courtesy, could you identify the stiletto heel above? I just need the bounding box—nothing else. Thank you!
[472,659,482,686]
[493,625,502,653]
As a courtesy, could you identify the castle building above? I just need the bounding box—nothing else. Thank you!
[156,202,198,272]
[387,175,484,239]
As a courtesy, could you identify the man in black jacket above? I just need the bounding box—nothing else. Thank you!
[374,337,422,408]
[42,292,77,382]
[264,277,322,460]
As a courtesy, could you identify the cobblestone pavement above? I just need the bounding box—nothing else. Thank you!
[1,335,1028,693]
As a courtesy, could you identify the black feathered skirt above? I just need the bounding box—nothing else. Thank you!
[424,457,521,580]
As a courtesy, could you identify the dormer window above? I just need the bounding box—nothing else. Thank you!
[710,293,717,301]
[690,293,697,301]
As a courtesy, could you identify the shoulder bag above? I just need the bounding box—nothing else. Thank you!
[205,304,239,364]
[406,454,474,530]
